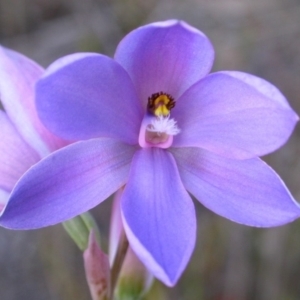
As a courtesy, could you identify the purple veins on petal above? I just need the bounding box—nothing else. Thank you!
[0,139,136,229]
[115,20,214,107]
[36,53,143,144]
[220,71,294,109]
[172,72,298,159]
[121,148,196,286]
[171,147,300,227]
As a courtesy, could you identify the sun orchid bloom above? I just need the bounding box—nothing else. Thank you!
[0,20,299,286]
[0,46,67,212]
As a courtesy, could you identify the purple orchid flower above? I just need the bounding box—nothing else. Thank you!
[0,46,67,212]
[1,20,299,286]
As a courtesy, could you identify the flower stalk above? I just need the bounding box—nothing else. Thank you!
[110,229,129,300]
[63,212,100,251]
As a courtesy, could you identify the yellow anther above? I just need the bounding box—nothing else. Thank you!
[147,92,175,117]
[154,104,170,117]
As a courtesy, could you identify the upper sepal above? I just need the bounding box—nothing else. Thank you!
[115,20,214,108]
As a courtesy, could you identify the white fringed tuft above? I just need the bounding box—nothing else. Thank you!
[147,115,180,136]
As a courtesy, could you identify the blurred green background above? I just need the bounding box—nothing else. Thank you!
[1,0,300,299]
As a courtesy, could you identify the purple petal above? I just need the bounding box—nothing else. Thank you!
[171,147,300,226]
[0,111,40,192]
[121,148,196,286]
[220,71,291,108]
[115,20,214,108]
[172,72,298,159]
[0,189,9,213]
[0,46,66,157]
[36,53,143,144]
[0,138,136,229]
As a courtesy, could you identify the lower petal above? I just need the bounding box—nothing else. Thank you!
[121,148,196,286]
[171,147,300,227]
[0,139,136,229]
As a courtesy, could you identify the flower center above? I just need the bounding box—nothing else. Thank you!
[138,92,180,149]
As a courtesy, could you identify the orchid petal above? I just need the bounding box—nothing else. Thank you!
[0,138,136,229]
[171,147,300,226]
[220,71,291,108]
[0,110,40,192]
[121,148,196,286]
[115,20,214,108]
[36,53,143,144]
[0,46,66,156]
[172,72,298,159]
